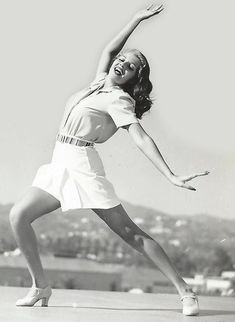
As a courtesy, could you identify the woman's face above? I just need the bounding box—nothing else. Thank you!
[108,52,141,86]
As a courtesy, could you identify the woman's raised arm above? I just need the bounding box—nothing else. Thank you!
[96,3,164,76]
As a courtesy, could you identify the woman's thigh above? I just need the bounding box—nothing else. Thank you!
[92,204,151,240]
[11,187,61,224]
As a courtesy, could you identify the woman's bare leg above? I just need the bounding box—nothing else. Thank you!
[92,204,191,297]
[10,187,61,288]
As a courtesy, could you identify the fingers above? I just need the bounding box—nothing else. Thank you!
[182,171,210,182]
[188,171,210,178]
[173,170,209,190]
[181,183,196,191]
[172,178,196,191]
[147,4,153,10]
[147,3,164,13]
[198,170,210,176]
[156,4,164,12]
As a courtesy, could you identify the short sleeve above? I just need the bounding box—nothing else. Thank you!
[108,94,139,128]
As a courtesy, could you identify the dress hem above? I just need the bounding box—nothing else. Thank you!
[31,184,121,213]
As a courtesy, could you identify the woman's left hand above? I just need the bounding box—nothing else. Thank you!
[170,171,210,191]
[134,3,164,22]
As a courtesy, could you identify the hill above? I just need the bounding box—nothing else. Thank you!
[0,202,235,276]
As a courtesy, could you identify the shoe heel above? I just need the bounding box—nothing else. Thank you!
[41,297,49,307]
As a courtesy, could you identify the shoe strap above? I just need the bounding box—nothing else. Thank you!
[30,286,51,296]
[181,294,197,302]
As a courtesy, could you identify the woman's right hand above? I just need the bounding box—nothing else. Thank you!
[134,3,164,22]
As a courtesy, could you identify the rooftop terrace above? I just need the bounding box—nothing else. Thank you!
[1,286,235,322]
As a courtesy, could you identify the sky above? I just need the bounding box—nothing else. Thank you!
[0,0,234,219]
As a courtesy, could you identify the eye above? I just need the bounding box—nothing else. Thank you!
[117,55,125,62]
[129,63,136,71]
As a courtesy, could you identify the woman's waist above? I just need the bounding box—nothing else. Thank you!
[51,140,105,175]
[56,128,109,145]
[51,139,97,167]
[56,133,95,147]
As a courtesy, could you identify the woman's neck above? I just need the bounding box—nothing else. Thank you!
[103,76,120,90]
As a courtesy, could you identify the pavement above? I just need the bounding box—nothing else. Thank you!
[0,286,235,322]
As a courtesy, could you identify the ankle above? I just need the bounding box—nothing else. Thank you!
[32,279,49,289]
[177,282,194,297]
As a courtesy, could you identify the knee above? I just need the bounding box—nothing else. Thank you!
[122,230,135,244]
[127,229,154,251]
[9,205,30,229]
[121,228,144,249]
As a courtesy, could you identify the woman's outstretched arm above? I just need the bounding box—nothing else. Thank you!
[126,123,209,190]
[96,3,164,76]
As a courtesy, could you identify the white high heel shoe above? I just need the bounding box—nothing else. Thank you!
[181,292,199,316]
[16,286,52,307]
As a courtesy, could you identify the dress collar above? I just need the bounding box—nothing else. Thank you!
[98,86,121,93]
[96,80,122,92]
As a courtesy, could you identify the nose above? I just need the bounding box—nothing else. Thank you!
[120,60,129,69]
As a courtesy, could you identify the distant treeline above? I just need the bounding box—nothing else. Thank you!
[0,202,234,276]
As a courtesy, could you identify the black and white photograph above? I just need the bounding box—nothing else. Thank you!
[0,0,234,321]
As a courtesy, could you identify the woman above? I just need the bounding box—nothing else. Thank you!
[10,4,209,316]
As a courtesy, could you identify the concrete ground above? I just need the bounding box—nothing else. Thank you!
[0,286,235,322]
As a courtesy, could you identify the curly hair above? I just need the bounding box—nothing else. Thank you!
[115,49,153,119]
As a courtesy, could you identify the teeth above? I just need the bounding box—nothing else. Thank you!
[114,66,123,76]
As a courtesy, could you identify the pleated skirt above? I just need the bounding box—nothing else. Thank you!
[32,141,120,212]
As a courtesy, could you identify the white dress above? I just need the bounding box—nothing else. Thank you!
[32,73,139,211]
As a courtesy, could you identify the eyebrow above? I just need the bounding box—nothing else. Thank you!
[118,54,137,68]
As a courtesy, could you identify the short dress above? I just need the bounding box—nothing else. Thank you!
[32,72,139,211]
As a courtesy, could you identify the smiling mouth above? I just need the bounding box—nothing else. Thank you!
[114,66,124,76]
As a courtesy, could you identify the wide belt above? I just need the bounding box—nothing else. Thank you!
[56,134,94,147]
